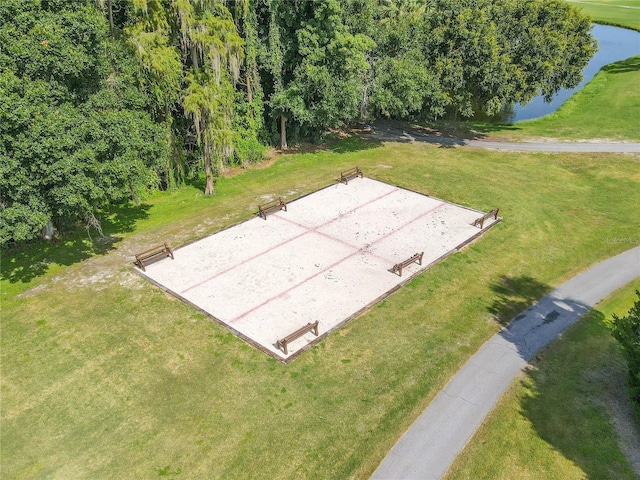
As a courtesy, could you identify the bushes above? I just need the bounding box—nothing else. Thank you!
[609,290,640,416]
[233,133,267,166]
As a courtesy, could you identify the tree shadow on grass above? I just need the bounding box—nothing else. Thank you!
[2,202,151,286]
[518,307,639,478]
[277,130,383,155]
[488,275,552,326]
[101,202,152,236]
[602,56,640,75]
[454,120,523,136]
[329,133,383,153]
[1,235,117,286]
[364,118,524,149]
[413,118,523,138]
[184,175,209,193]
[483,274,639,476]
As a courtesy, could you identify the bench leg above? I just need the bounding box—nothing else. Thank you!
[277,339,288,355]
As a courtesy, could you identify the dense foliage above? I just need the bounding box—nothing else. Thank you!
[0,0,596,245]
[609,291,640,416]
[0,0,169,244]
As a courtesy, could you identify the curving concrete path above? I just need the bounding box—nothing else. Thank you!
[372,246,640,480]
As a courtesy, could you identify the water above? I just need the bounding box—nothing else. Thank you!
[506,24,640,123]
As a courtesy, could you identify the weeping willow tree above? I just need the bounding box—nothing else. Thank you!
[183,72,234,194]
[176,0,243,194]
[125,0,245,194]
[125,1,185,188]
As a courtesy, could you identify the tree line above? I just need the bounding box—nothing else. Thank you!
[0,0,596,245]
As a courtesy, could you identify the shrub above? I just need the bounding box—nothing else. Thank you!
[609,290,640,416]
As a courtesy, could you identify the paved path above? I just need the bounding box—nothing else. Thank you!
[372,246,640,480]
[367,121,640,153]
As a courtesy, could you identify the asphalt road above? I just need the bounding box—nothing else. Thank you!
[367,121,640,153]
[371,246,640,480]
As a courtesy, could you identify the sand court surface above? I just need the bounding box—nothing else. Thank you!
[137,176,500,361]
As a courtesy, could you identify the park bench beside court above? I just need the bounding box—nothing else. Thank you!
[133,167,500,358]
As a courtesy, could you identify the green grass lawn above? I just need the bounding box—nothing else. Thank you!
[459,55,640,142]
[507,56,640,141]
[445,280,640,480]
[2,141,639,478]
[567,0,640,31]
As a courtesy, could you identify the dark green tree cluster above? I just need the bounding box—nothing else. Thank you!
[0,0,169,244]
[0,0,596,246]
[346,0,597,119]
[609,291,640,417]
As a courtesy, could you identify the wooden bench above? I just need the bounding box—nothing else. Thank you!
[258,198,287,220]
[340,166,363,184]
[472,208,499,229]
[135,243,174,271]
[276,321,319,355]
[391,252,424,277]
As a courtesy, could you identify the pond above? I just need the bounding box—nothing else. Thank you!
[500,24,640,123]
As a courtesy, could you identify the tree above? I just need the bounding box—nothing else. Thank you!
[1,0,598,245]
[609,291,640,416]
[231,0,267,165]
[0,0,167,245]
[429,0,596,118]
[183,71,234,195]
[264,0,375,145]
[178,1,243,194]
[256,0,288,148]
[360,0,596,120]
[127,0,254,194]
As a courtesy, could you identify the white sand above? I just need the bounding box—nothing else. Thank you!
[138,177,499,361]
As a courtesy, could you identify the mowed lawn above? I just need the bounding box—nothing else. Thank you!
[511,56,640,141]
[2,140,639,478]
[567,0,640,31]
[467,55,640,141]
[445,280,640,480]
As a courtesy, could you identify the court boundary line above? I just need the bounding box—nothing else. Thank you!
[132,176,502,362]
[274,206,396,265]
[283,216,503,363]
[179,185,400,294]
[231,201,446,323]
